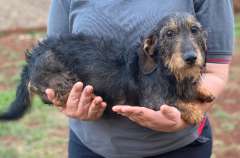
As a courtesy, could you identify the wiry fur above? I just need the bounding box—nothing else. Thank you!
[0,13,214,124]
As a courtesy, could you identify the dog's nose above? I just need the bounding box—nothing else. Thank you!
[183,51,197,65]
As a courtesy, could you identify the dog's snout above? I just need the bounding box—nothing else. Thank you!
[183,51,197,65]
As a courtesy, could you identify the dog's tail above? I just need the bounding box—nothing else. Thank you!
[0,60,32,121]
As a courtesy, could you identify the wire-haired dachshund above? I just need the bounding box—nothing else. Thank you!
[0,13,214,124]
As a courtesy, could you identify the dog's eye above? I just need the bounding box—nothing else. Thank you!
[191,26,199,34]
[166,30,176,38]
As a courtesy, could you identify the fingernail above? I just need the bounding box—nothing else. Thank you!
[101,102,107,108]
[96,96,103,102]
[160,105,167,109]
[86,85,93,93]
[45,89,50,94]
[112,107,119,112]
[75,82,83,88]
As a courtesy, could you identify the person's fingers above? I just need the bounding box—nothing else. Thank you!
[113,105,150,117]
[46,83,106,120]
[114,106,154,127]
[91,102,107,120]
[45,89,55,100]
[112,106,149,123]
[160,104,180,121]
[87,96,106,119]
[77,85,94,114]
[45,89,62,106]
[112,105,134,116]
[161,105,188,131]
[67,82,83,107]
[64,82,83,116]
[113,105,185,132]
[88,96,102,116]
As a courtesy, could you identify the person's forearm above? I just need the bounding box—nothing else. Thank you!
[198,63,230,112]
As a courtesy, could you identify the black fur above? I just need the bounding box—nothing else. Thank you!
[0,66,31,120]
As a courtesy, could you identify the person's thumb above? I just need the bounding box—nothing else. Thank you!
[45,89,55,101]
[160,104,181,122]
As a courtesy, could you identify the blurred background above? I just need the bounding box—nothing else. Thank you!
[0,0,239,158]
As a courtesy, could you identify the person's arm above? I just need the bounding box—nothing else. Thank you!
[198,63,229,112]
[46,0,107,120]
[193,0,234,111]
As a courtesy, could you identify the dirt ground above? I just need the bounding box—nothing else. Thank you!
[0,32,239,158]
[0,0,50,31]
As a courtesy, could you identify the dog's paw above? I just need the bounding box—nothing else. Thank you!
[198,93,215,103]
[177,102,204,125]
[181,110,204,125]
[203,94,215,103]
[196,86,215,103]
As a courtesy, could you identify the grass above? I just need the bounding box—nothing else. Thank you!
[0,90,68,158]
[211,106,240,133]
[0,31,69,158]
[235,15,240,37]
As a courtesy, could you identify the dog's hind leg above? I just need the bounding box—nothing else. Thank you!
[36,71,78,107]
[176,101,204,125]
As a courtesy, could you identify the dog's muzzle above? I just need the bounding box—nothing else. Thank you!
[183,51,197,65]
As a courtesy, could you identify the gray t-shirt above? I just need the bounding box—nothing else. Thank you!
[47,0,234,157]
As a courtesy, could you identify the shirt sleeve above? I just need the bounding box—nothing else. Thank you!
[194,0,234,64]
[47,0,71,37]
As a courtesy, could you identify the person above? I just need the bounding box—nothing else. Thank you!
[46,0,234,158]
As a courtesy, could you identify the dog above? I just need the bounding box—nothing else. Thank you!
[0,13,214,124]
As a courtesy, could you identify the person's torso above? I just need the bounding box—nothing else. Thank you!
[69,0,196,43]
[68,1,199,158]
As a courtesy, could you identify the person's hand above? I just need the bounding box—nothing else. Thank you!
[112,104,188,132]
[45,82,107,120]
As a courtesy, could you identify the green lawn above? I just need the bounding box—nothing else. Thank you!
[0,32,68,158]
[0,91,68,158]
[235,15,240,37]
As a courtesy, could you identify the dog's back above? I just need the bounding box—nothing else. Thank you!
[44,34,140,110]
[0,33,140,120]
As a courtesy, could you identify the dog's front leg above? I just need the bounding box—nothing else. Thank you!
[176,101,204,125]
[195,84,215,103]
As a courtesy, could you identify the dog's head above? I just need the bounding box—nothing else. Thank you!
[139,13,207,81]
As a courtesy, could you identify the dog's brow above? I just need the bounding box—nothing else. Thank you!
[186,16,201,28]
[160,20,178,34]
[167,18,178,28]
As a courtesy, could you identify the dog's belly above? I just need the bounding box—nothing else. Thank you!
[139,90,177,111]
[138,70,178,110]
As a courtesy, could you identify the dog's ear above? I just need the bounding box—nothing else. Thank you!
[202,31,208,52]
[139,35,158,75]
[143,35,158,56]
[201,31,208,67]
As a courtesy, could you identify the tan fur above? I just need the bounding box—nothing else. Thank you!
[186,16,201,29]
[164,40,184,73]
[160,18,178,35]
[164,39,201,81]
[143,37,158,56]
[167,18,178,29]
[176,101,204,125]
[27,82,34,103]
[192,41,204,66]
